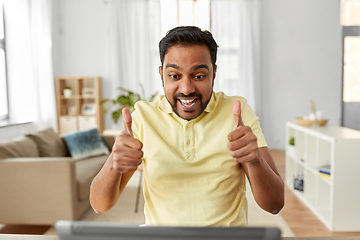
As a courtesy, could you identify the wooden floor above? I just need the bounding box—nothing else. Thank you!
[0,149,359,237]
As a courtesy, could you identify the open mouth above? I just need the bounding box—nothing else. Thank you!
[178,98,197,108]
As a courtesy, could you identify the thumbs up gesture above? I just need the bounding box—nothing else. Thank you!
[111,108,143,174]
[228,100,260,164]
[121,107,134,137]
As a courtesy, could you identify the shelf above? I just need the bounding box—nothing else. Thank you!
[60,96,79,99]
[59,114,78,117]
[318,178,331,187]
[285,121,360,231]
[79,96,96,99]
[60,96,97,100]
[317,210,331,226]
[56,76,104,134]
[288,155,318,175]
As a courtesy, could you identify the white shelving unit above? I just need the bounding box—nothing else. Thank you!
[285,122,360,231]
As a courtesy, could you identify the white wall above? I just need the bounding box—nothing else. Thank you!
[260,0,342,149]
[53,0,108,76]
[52,0,114,129]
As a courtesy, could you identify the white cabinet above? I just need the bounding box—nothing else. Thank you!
[285,122,360,231]
[59,117,77,134]
[78,116,97,131]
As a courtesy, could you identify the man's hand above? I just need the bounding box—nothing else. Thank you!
[228,100,259,165]
[111,108,143,173]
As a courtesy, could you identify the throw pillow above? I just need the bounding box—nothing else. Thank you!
[0,136,40,159]
[63,128,110,160]
[26,127,68,157]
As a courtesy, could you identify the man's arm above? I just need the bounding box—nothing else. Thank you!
[228,101,284,214]
[241,147,284,214]
[90,108,143,213]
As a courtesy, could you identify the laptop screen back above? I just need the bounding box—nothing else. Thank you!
[55,220,281,240]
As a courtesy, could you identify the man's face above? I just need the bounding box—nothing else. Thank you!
[159,44,216,121]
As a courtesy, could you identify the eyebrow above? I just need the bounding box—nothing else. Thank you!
[165,64,209,71]
[165,64,179,70]
[192,64,209,71]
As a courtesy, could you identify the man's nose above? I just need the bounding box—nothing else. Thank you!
[179,77,195,96]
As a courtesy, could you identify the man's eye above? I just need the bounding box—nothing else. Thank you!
[195,75,205,80]
[169,74,178,79]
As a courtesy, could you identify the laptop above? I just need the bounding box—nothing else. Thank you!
[55,220,281,240]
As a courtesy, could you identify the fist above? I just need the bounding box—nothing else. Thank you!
[228,100,259,164]
[111,108,143,173]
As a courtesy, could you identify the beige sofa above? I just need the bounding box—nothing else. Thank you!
[0,128,114,225]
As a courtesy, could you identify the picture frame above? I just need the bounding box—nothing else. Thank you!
[81,103,96,115]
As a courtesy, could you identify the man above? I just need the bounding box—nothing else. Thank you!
[90,26,284,226]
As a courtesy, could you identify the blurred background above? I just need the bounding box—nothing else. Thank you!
[1,0,359,150]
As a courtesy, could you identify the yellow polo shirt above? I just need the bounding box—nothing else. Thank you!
[131,91,267,226]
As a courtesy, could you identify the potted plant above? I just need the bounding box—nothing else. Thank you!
[63,86,72,98]
[101,83,157,123]
[288,137,295,157]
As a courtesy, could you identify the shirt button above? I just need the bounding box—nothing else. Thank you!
[186,140,191,145]
[186,124,191,129]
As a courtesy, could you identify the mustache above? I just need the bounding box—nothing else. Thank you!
[173,93,202,99]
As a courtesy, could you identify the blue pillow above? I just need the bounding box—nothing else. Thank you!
[63,128,110,160]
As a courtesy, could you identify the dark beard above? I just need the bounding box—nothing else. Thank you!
[165,92,213,121]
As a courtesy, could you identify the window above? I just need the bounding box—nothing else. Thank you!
[341,0,360,103]
[160,0,210,36]
[341,0,360,130]
[343,35,360,102]
[0,3,9,121]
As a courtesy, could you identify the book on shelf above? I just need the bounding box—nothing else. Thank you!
[318,172,331,181]
[317,164,331,175]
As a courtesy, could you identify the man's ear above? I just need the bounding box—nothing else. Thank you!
[159,66,164,87]
[159,66,163,78]
[212,65,217,85]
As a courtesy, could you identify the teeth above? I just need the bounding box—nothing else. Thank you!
[179,98,196,107]
[180,99,195,104]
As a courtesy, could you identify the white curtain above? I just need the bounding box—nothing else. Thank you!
[5,0,34,124]
[4,0,56,131]
[29,0,57,131]
[106,0,163,129]
[211,0,262,114]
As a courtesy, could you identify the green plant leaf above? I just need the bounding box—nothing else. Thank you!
[102,84,157,123]
[112,108,123,123]
[100,99,109,104]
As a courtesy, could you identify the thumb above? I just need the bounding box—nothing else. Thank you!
[121,107,133,137]
[233,100,244,130]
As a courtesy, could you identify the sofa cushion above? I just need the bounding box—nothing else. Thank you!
[0,136,40,159]
[26,128,68,157]
[63,128,109,160]
[75,155,108,201]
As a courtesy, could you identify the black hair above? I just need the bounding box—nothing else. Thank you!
[159,26,219,69]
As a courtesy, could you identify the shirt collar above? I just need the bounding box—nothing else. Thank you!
[204,91,216,113]
[157,92,216,115]
[158,95,173,114]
